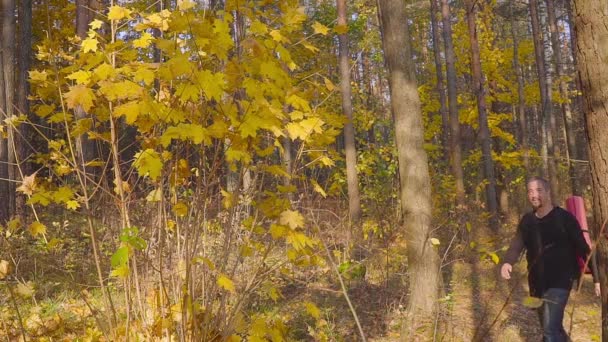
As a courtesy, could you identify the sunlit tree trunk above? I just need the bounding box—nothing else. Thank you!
[464,0,498,229]
[337,0,361,224]
[75,0,96,179]
[546,0,580,195]
[529,0,559,195]
[2,0,16,216]
[429,0,449,152]
[565,0,589,168]
[510,4,528,170]
[440,0,465,205]
[0,36,7,224]
[377,0,440,320]
[572,1,608,339]
[15,0,31,218]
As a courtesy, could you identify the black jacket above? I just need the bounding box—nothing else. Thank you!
[504,206,598,297]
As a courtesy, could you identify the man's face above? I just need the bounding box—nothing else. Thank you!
[527,180,550,210]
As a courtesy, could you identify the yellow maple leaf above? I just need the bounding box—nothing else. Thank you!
[133,32,154,49]
[133,149,163,181]
[217,274,235,292]
[279,210,304,229]
[107,5,132,21]
[250,20,268,34]
[28,221,47,237]
[269,224,287,239]
[89,19,104,30]
[269,30,290,43]
[134,66,155,85]
[113,101,141,124]
[81,36,98,53]
[16,172,37,196]
[66,70,91,85]
[312,21,330,35]
[301,41,319,53]
[64,85,95,112]
[29,70,48,82]
[93,63,115,81]
[66,200,80,210]
[53,186,73,203]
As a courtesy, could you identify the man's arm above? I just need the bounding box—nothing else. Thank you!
[501,225,525,280]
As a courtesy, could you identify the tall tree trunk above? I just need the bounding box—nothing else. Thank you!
[571,1,608,339]
[546,0,580,195]
[0,38,8,223]
[464,0,498,229]
[510,4,529,170]
[429,0,449,153]
[15,0,31,218]
[377,0,441,319]
[529,0,559,195]
[2,0,16,217]
[565,0,589,167]
[75,0,95,179]
[337,0,361,223]
[440,0,465,205]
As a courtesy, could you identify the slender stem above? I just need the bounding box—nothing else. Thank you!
[320,235,367,341]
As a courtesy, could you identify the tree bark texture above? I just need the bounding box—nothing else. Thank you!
[429,0,449,150]
[529,0,559,196]
[2,0,16,216]
[510,3,529,170]
[546,0,581,195]
[75,0,95,176]
[377,0,441,317]
[464,0,498,229]
[572,1,608,340]
[15,0,31,217]
[440,0,465,205]
[337,0,362,223]
[0,38,7,223]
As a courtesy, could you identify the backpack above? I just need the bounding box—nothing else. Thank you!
[565,196,592,274]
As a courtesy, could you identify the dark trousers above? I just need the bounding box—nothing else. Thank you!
[536,288,570,342]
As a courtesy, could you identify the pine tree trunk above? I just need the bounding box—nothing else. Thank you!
[572,1,608,339]
[377,0,441,320]
[529,0,559,194]
[440,0,465,205]
[75,0,95,177]
[546,0,580,195]
[565,0,589,167]
[15,0,31,218]
[2,0,16,216]
[464,0,498,229]
[510,4,529,169]
[430,0,449,150]
[0,41,8,223]
[337,0,361,223]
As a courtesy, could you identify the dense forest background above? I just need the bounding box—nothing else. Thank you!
[0,0,607,340]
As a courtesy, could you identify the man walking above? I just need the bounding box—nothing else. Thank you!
[500,176,600,341]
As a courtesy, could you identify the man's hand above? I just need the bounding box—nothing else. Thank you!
[595,283,601,297]
[501,263,513,280]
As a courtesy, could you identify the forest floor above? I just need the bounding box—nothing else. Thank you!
[299,257,602,341]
